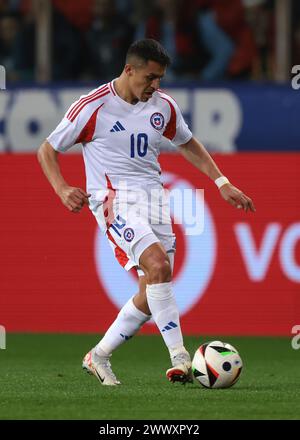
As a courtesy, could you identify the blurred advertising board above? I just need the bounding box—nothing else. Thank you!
[0,153,299,335]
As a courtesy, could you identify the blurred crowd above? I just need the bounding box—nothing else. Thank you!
[0,0,294,83]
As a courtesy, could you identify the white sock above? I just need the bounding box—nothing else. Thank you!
[146,282,184,353]
[95,297,150,356]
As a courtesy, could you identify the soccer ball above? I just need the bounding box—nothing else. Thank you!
[192,340,243,389]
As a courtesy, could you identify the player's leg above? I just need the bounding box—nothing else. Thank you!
[139,242,192,383]
[95,274,150,356]
[132,275,150,314]
[84,199,158,385]
[83,274,150,385]
[85,194,190,385]
[83,235,190,385]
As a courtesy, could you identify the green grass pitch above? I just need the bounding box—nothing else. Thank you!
[0,334,299,420]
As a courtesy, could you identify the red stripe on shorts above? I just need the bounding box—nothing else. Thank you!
[106,230,129,268]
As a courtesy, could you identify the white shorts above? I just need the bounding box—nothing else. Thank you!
[92,187,176,276]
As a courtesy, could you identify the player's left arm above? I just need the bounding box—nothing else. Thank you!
[178,136,256,213]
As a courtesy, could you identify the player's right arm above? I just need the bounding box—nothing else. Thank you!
[37,140,90,213]
[37,86,108,212]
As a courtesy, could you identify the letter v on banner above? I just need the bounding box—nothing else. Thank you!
[234,223,282,281]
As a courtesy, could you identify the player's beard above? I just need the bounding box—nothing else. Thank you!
[142,90,154,101]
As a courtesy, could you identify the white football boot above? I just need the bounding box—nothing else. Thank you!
[82,348,121,386]
[166,347,193,384]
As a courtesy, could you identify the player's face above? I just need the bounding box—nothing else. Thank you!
[127,60,166,102]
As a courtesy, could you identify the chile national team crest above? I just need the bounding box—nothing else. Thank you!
[124,228,135,242]
[150,112,165,130]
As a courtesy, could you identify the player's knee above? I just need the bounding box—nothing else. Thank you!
[147,258,172,284]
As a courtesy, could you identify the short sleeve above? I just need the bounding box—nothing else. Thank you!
[172,105,192,146]
[46,84,109,152]
[47,117,79,153]
[161,95,192,146]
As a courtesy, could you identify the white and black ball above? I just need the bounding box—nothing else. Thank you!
[192,340,243,389]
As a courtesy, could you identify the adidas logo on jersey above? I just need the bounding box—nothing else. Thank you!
[110,121,125,132]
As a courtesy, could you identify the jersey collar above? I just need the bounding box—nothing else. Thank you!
[110,79,150,113]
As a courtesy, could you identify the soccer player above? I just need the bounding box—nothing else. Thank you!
[37,39,255,386]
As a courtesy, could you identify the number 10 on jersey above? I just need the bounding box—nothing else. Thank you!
[130,133,148,158]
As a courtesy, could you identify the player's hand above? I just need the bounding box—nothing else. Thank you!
[57,185,91,213]
[219,183,256,213]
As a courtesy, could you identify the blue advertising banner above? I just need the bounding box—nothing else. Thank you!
[0,82,298,153]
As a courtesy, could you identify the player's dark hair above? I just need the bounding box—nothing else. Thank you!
[126,39,171,67]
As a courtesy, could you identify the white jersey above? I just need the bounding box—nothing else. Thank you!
[47,80,192,212]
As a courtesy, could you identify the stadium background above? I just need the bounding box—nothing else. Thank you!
[0,0,300,336]
[0,0,299,337]
[1,0,300,421]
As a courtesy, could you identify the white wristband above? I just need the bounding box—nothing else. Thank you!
[215,176,230,189]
